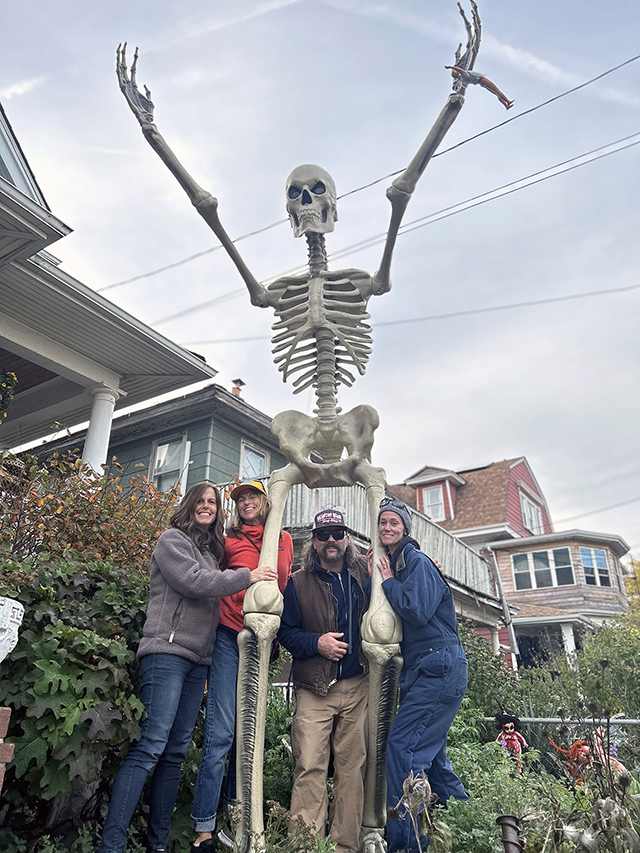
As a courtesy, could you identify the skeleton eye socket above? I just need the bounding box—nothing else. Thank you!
[288,186,301,200]
[311,182,326,195]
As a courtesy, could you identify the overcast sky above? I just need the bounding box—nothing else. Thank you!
[2,0,639,557]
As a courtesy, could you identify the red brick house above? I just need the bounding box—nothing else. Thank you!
[390,458,629,667]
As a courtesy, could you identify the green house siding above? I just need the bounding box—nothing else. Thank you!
[106,415,284,494]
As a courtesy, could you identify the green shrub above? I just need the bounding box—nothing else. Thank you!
[0,558,148,844]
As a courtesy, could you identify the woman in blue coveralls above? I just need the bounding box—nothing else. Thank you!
[375,497,468,853]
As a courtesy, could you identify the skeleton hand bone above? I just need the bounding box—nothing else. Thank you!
[116,44,155,127]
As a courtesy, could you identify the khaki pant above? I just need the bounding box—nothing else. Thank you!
[290,675,369,853]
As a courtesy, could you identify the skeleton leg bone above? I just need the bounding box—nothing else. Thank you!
[236,464,304,853]
[358,462,403,845]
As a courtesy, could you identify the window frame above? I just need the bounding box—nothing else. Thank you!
[240,440,269,481]
[149,434,191,493]
[511,547,575,591]
[520,491,544,534]
[579,546,612,588]
[422,485,445,522]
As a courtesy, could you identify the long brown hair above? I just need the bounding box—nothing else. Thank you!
[170,481,225,561]
[300,538,360,572]
[226,490,271,537]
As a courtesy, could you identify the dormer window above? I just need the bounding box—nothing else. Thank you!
[520,492,543,534]
[422,485,445,522]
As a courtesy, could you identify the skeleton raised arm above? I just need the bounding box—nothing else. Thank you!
[372,0,482,296]
[116,43,269,308]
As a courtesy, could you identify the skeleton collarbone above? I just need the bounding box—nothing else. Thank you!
[268,268,374,391]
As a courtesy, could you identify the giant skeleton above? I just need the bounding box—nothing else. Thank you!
[117,5,483,849]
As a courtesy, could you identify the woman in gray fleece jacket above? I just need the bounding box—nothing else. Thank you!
[99,481,277,853]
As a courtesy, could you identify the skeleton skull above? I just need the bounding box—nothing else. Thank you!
[285,164,338,238]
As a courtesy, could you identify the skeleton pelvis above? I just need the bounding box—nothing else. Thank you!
[271,405,380,485]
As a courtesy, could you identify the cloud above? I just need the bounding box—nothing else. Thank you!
[322,1,640,107]
[484,36,640,107]
[0,76,46,100]
[147,0,302,52]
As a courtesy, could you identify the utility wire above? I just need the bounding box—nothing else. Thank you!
[97,53,640,294]
[556,496,640,523]
[182,281,640,345]
[154,134,639,326]
[302,133,640,269]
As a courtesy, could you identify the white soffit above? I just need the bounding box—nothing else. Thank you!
[1,255,217,448]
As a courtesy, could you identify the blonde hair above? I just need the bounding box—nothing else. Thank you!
[226,489,272,537]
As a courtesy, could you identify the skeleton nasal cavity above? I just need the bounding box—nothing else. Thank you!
[285,164,338,238]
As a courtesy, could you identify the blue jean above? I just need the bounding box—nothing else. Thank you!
[99,654,208,853]
[386,645,469,853]
[191,626,239,832]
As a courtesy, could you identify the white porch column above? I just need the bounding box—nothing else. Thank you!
[82,384,123,473]
[560,622,577,658]
[490,627,501,655]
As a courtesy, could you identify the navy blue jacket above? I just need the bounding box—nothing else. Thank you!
[382,539,461,664]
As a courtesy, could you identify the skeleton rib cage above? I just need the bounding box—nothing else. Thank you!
[269,274,373,394]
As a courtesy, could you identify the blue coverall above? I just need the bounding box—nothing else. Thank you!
[382,539,468,853]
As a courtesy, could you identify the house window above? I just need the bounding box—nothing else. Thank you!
[422,486,445,522]
[151,436,190,492]
[241,442,268,480]
[521,493,544,534]
[512,548,575,591]
[580,547,611,587]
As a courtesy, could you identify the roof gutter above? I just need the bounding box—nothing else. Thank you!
[481,548,519,665]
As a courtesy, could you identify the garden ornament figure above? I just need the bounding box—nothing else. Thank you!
[116,4,485,848]
[495,711,528,770]
[0,596,24,665]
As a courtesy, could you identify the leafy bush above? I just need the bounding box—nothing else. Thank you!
[459,620,522,717]
[1,450,178,570]
[0,558,149,844]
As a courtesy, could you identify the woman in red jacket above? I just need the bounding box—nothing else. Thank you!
[191,480,293,850]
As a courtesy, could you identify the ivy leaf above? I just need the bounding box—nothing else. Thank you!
[67,749,101,784]
[11,737,48,777]
[25,690,68,720]
[32,659,70,694]
[80,702,122,740]
[71,668,111,698]
[40,758,70,799]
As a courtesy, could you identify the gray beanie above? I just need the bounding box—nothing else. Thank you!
[378,497,412,535]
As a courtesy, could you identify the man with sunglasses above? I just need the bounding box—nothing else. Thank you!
[278,508,370,853]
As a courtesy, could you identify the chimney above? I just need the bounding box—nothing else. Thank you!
[231,378,245,397]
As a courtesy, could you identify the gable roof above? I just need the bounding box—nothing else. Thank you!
[441,458,520,532]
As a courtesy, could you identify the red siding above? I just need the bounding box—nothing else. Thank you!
[475,626,515,670]
[506,460,551,536]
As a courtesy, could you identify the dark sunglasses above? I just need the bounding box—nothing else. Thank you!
[379,497,406,511]
[314,528,346,541]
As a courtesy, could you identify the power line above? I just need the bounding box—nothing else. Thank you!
[154,134,639,326]
[98,53,640,293]
[97,219,288,293]
[181,281,640,345]
[556,496,640,524]
[311,134,640,268]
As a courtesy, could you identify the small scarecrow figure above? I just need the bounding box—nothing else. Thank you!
[495,712,528,769]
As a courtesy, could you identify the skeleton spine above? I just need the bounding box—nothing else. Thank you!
[306,233,338,422]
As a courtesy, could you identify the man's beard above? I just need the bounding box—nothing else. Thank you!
[317,542,344,565]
